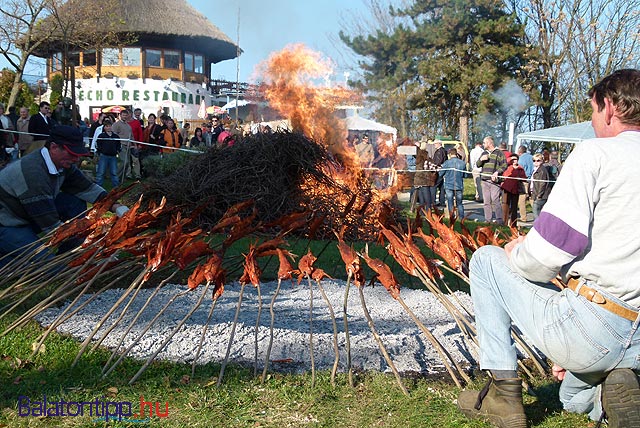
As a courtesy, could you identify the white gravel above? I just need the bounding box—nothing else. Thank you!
[35,279,478,375]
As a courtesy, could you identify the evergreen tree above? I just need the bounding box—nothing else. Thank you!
[0,69,35,110]
[342,0,529,143]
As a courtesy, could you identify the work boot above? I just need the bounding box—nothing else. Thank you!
[601,368,640,428]
[457,376,527,428]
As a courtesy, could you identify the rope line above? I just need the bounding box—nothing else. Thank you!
[1,128,201,154]
[363,166,557,184]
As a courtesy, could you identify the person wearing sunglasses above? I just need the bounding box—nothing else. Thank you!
[529,154,552,219]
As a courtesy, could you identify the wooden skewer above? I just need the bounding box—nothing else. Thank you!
[102,271,179,375]
[192,297,219,379]
[102,276,192,379]
[217,282,245,387]
[316,278,340,387]
[261,278,282,383]
[253,283,262,377]
[129,282,212,385]
[357,285,409,396]
[343,272,354,387]
[306,275,316,388]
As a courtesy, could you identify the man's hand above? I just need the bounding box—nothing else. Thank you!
[504,235,526,259]
[552,364,566,381]
[111,203,130,217]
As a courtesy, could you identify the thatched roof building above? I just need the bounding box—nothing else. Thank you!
[33,0,239,64]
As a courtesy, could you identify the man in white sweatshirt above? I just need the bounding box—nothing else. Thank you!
[458,69,640,428]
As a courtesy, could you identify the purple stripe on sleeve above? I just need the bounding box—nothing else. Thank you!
[534,212,588,256]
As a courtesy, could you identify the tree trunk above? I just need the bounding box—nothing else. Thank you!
[7,56,30,107]
[459,98,470,147]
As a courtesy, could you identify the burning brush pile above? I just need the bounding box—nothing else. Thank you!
[146,130,389,241]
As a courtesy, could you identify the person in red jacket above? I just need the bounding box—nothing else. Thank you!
[500,154,527,226]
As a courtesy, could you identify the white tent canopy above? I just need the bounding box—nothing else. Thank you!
[516,121,595,145]
[345,115,397,137]
[222,99,250,110]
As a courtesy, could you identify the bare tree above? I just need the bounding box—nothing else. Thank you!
[1,0,131,108]
[0,0,51,107]
[40,0,133,99]
[563,0,640,119]
[513,0,640,128]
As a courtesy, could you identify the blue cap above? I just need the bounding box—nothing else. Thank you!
[49,126,89,156]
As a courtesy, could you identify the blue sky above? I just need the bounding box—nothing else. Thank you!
[204,0,370,83]
[1,0,372,84]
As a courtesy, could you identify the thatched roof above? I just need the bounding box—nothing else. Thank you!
[32,0,239,63]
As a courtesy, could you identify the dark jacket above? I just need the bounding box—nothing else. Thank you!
[143,123,162,154]
[433,146,447,166]
[28,113,53,141]
[96,131,121,156]
[414,148,439,187]
[532,165,553,200]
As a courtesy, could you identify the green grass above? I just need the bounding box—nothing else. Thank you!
[0,313,591,428]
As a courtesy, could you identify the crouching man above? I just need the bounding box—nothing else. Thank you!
[0,126,128,266]
[458,69,640,428]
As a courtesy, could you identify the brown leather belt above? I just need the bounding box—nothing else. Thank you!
[566,278,639,322]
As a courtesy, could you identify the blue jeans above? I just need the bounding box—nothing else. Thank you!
[470,245,640,420]
[533,198,547,219]
[445,188,464,218]
[416,186,436,209]
[96,154,119,187]
[0,224,46,267]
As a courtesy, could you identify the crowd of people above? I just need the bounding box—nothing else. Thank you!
[395,134,561,225]
[2,99,565,226]
[0,102,253,262]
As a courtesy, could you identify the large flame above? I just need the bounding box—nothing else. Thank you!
[257,44,360,168]
[256,44,402,239]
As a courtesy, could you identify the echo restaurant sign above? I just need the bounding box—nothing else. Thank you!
[76,89,204,106]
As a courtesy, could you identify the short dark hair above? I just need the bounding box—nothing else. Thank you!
[39,101,50,108]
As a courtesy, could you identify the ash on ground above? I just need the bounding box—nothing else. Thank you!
[36,280,478,376]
